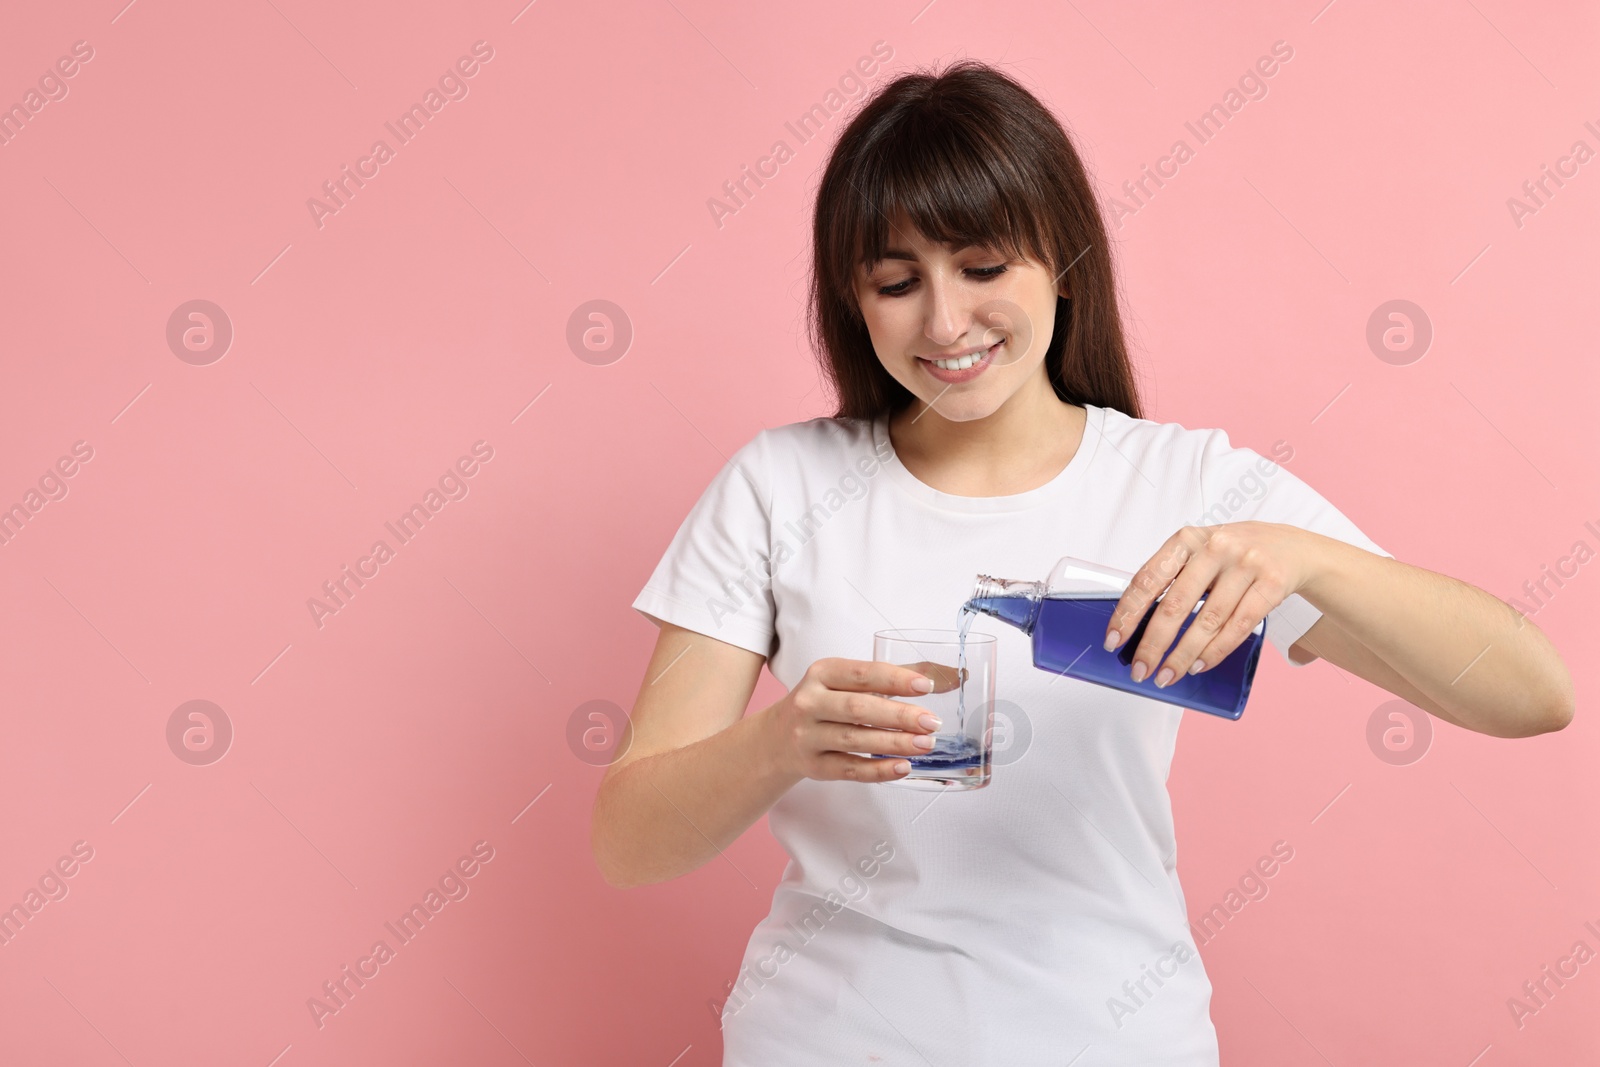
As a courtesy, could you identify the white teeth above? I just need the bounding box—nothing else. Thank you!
[932,345,992,371]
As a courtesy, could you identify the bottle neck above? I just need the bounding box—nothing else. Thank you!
[973,575,1045,600]
[969,575,1045,633]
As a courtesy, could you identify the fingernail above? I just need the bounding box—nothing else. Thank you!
[912,676,934,693]
[1188,660,1205,675]
[1103,630,1120,651]
[918,713,942,731]
[913,734,935,750]
[1155,667,1174,688]
[1131,661,1148,683]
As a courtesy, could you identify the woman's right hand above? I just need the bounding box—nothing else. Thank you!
[761,657,961,784]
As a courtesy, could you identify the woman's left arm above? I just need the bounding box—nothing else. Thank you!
[1106,522,1576,739]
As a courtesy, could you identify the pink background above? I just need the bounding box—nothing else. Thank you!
[1,1,1595,1063]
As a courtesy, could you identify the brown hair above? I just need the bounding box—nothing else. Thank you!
[806,58,1144,422]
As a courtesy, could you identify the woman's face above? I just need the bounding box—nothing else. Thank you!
[853,219,1066,423]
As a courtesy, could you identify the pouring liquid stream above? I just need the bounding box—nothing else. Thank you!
[954,601,979,732]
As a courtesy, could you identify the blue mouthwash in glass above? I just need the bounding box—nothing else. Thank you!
[960,556,1265,720]
[874,622,986,776]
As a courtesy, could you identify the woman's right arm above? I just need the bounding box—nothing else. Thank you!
[590,620,940,889]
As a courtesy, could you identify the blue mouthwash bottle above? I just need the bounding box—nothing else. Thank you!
[962,556,1265,720]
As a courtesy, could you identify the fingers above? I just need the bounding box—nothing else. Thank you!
[1181,581,1275,679]
[1126,548,1222,686]
[814,751,914,782]
[812,657,937,697]
[820,720,937,759]
[900,660,965,693]
[823,688,942,734]
[1106,528,1205,652]
[1150,565,1256,683]
[791,658,948,785]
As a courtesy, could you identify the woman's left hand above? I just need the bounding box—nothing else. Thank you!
[1103,522,1320,687]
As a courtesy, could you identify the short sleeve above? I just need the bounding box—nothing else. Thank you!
[1197,430,1393,668]
[631,431,777,659]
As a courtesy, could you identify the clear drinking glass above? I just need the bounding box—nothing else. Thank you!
[868,628,997,791]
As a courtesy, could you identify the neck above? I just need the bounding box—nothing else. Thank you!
[887,382,1086,497]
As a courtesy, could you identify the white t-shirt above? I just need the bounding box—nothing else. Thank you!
[632,403,1390,1066]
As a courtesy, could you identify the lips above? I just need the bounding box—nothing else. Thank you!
[917,340,1001,384]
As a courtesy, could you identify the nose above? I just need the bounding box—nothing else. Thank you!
[922,271,973,348]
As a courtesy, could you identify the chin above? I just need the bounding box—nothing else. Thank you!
[915,395,1002,422]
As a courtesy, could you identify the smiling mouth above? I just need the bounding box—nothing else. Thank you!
[915,342,998,383]
[918,340,1002,372]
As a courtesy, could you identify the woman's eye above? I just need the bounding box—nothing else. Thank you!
[876,264,1007,297]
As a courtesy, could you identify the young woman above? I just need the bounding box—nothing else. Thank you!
[592,60,1573,1066]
